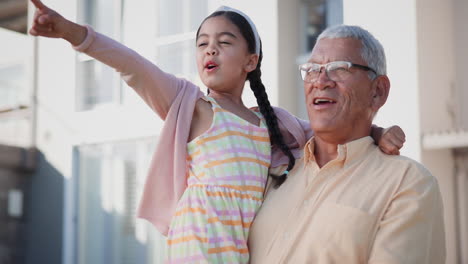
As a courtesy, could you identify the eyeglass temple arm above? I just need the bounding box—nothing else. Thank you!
[351,63,377,75]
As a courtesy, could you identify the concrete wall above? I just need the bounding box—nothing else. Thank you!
[277,0,301,115]
[416,0,459,262]
[453,0,468,129]
[417,0,456,133]
[422,149,457,263]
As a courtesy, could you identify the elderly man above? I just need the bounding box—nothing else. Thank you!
[248,25,446,263]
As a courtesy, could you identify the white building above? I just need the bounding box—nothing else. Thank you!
[0,0,466,263]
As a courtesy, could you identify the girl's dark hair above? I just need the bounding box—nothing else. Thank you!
[196,11,295,187]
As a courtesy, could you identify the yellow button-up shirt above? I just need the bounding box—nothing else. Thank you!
[249,136,446,264]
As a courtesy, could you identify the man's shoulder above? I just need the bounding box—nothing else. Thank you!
[377,149,431,172]
[372,148,437,186]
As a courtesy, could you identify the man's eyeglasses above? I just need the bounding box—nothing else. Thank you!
[299,61,377,83]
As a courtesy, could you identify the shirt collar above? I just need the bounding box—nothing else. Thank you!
[304,136,375,167]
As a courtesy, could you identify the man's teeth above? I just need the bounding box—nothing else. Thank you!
[314,99,334,104]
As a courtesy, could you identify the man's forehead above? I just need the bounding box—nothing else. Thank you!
[308,37,362,63]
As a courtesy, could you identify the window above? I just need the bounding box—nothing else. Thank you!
[75,138,166,264]
[75,0,217,110]
[155,40,197,80]
[75,59,119,111]
[0,29,30,110]
[299,0,342,55]
[75,0,124,111]
[156,0,208,37]
[154,0,216,81]
[0,29,31,146]
[0,64,27,109]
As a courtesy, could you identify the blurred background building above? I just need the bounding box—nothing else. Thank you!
[0,0,467,263]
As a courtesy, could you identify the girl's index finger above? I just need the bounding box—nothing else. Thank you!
[31,0,47,10]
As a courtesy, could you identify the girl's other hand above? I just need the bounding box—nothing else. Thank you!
[378,125,406,155]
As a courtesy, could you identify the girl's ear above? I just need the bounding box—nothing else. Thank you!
[371,75,390,111]
[245,54,259,73]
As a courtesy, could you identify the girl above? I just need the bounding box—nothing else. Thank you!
[30,1,405,263]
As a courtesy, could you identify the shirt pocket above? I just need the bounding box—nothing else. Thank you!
[312,202,376,263]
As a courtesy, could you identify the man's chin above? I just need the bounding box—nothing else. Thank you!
[310,122,339,134]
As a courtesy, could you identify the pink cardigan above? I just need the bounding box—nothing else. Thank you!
[74,26,313,235]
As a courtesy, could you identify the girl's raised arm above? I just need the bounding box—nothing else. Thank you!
[29,0,198,119]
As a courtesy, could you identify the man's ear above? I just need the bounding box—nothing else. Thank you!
[371,75,390,111]
[245,54,259,73]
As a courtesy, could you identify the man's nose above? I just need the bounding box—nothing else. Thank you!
[314,68,334,90]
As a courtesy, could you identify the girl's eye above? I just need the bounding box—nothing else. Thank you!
[220,41,230,45]
[197,42,207,47]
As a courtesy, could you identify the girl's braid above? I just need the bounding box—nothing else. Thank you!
[248,52,295,187]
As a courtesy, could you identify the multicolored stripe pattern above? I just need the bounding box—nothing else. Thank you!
[166,97,271,263]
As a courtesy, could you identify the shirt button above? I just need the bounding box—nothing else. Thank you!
[303,199,310,207]
[283,232,290,241]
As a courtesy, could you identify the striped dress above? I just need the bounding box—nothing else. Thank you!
[166,96,271,263]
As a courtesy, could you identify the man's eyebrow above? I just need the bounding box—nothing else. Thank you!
[197,32,238,40]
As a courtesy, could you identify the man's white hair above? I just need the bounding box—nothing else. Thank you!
[317,25,387,77]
